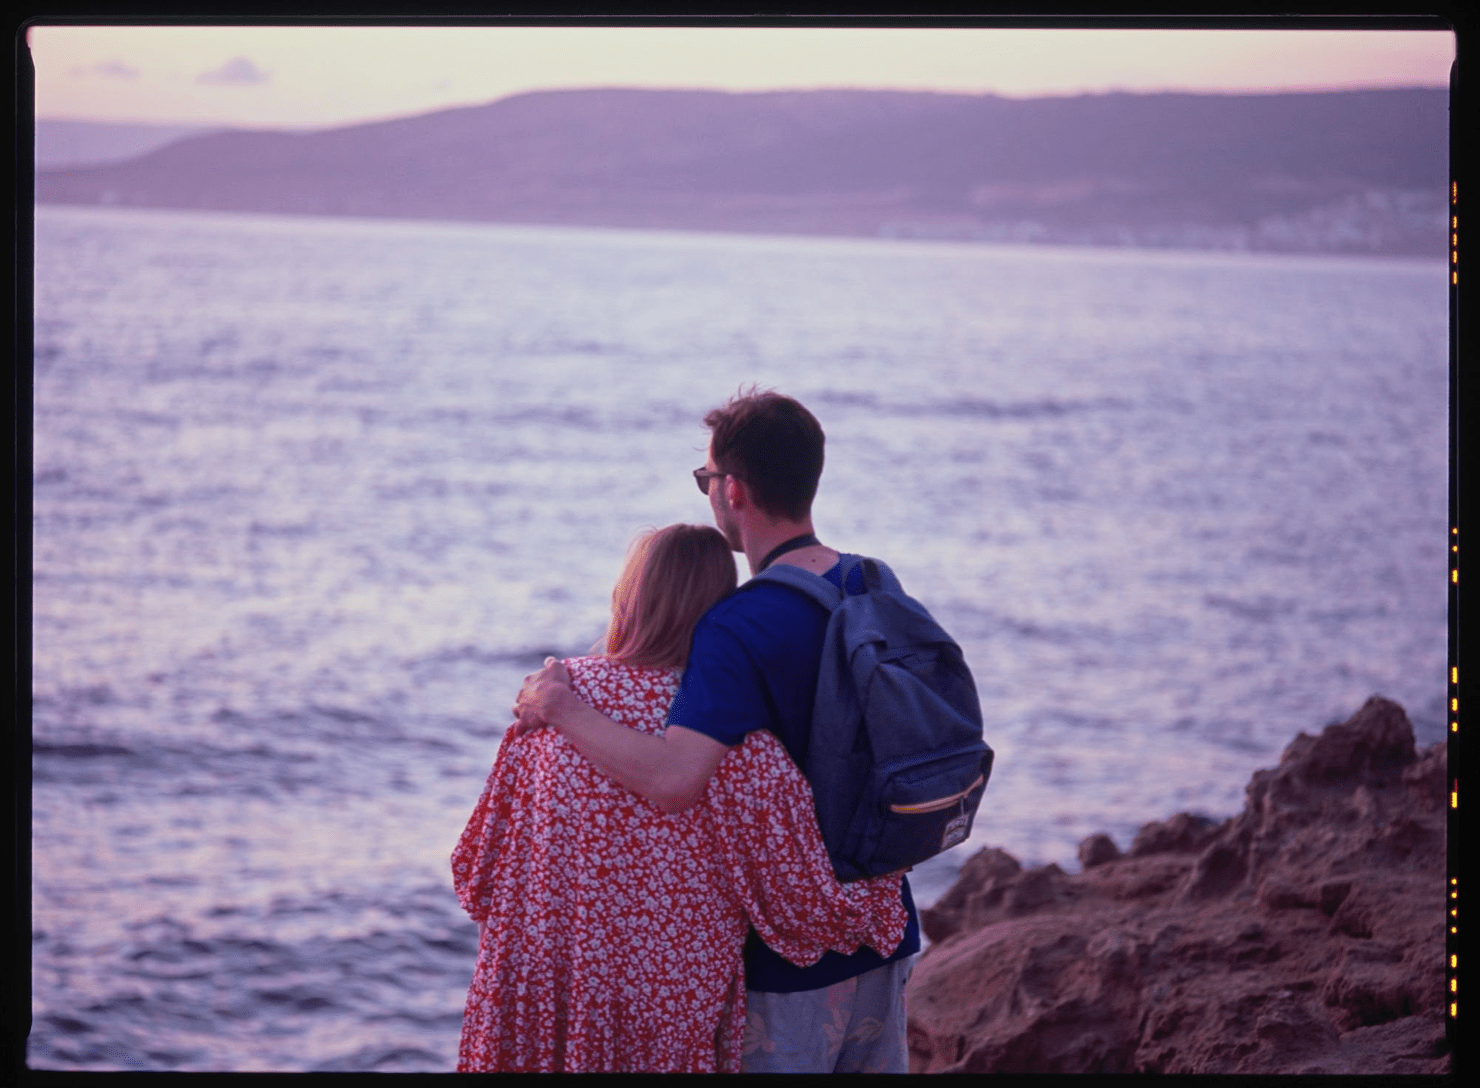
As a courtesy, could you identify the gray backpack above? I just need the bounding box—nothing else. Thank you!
[752,554,993,881]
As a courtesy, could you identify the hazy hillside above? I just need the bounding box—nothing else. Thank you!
[34,119,232,170]
[34,87,1449,255]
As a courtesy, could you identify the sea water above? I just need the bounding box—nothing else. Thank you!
[30,204,1449,1070]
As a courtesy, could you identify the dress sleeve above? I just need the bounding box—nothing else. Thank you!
[450,728,532,926]
[696,731,907,966]
[450,657,591,923]
[451,657,675,926]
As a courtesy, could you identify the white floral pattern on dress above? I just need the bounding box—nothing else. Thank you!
[451,655,906,1073]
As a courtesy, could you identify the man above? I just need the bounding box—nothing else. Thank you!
[515,389,919,1073]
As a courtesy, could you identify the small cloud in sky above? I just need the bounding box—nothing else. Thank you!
[70,60,140,80]
[197,56,270,86]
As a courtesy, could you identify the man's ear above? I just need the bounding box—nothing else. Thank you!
[724,473,748,511]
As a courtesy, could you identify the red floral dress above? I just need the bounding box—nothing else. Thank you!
[451,656,907,1073]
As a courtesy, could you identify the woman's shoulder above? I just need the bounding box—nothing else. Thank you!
[566,654,677,672]
[566,655,681,688]
[567,657,681,730]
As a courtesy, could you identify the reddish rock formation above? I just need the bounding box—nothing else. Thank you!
[907,696,1450,1074]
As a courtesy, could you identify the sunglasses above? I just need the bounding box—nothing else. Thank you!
[693,467,728,495]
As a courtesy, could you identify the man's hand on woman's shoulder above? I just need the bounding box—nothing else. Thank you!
[510,657,574,736]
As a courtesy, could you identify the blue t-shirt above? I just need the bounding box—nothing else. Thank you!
[666,560,921,993]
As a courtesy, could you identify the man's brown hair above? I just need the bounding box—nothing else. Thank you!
[704,388,825,521]
[605,524,738,669]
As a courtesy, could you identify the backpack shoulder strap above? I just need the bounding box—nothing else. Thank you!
[748,551,900,608]
[748,560,842,611]
[858,556,903,594]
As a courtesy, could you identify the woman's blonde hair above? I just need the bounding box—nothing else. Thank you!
[604,524,737,669]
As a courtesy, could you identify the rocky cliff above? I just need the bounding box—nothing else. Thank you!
[907,696,1450,1074]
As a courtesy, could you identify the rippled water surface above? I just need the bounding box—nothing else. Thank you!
[31,205,1449,1070]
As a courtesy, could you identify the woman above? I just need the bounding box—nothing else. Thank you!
[451,524,906,1073]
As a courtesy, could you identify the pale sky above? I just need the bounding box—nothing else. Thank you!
[27,24,1455,130]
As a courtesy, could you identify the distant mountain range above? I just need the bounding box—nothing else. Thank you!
[34,87,1449,255]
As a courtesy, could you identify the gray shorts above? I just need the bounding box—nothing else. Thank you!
[741,955,916,1074]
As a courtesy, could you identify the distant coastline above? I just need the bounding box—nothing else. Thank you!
[34,87,1448,258]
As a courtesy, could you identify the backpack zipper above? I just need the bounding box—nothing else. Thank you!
[887,773,986,814]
